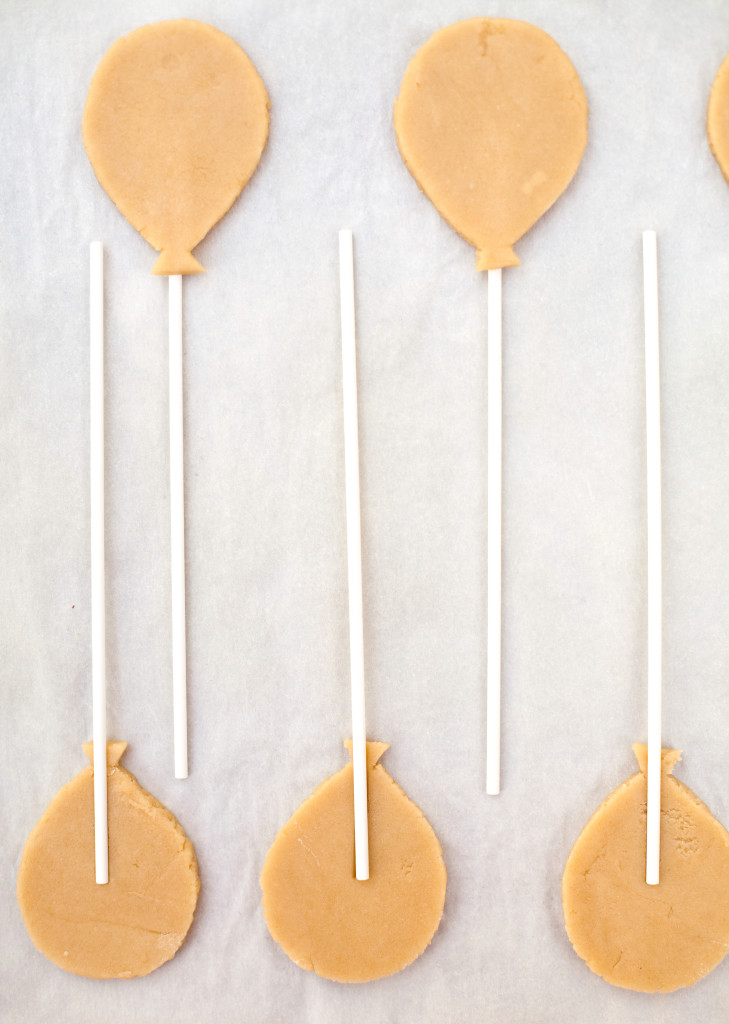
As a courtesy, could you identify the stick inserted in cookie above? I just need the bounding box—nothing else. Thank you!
[339,230,369,880]
[89,241,108,883]
[486,268,503,795]
[643,230,662,885]
[169,275,188,780]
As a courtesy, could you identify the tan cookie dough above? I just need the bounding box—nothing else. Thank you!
[261,741,446,982]
[394,18,587,270]
[708,52,729,187]
[562,745,729,993]
[83,19,269,275]
[17,742,199,979]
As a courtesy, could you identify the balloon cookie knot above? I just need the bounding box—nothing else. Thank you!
[632,743,681,777]
[81,740,128,769]
[343,738,390,768]
[152,249,206,276]
[476,246,521,271]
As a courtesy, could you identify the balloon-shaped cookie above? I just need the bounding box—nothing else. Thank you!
[83,19,270,275]
[261,742,446,982]
[17,742,199,978]
[562,745,729,993]
[394,18,588,270]
[708,51,729,186]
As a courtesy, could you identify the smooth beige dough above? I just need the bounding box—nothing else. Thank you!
[394,18,587,270]
[708,52,729,186]
[261,742,446,982]
[17,742,199,979]
[562,745,729,993]
[83,19,270,275]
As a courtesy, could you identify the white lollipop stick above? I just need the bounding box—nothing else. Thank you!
[486,268,503,795]
[169,275,188,779]
[339,229,369,880]
[89,241,108,884]
[643,230,662,885]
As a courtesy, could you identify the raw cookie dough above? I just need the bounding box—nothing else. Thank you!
[562,745,729,993]
[394,18,587,270]
[17,742,199,979]
[83,19,270,275]
[261,741,446,982]
[708,51,729,187]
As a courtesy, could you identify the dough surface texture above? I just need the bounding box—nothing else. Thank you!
[83,18,269,275]
[562,745,729,993]
[17,742,199,979]
[261,742,446,982]
[394,18,587,270]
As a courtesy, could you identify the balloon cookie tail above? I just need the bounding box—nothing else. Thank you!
[476,246,521,271]
[152,249,205,276]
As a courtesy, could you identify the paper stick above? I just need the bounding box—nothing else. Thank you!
[486,268,503,795]
[339,229,369,880]
[169,274,188,779]
[89,241,108,884]
[643,230,662,885]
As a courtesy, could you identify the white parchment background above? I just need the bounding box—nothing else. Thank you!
[3,0,729,1020]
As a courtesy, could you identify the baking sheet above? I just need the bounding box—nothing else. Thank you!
[3,0,729,1019]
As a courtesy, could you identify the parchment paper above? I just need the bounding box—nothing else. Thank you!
[3,0,729,1020]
